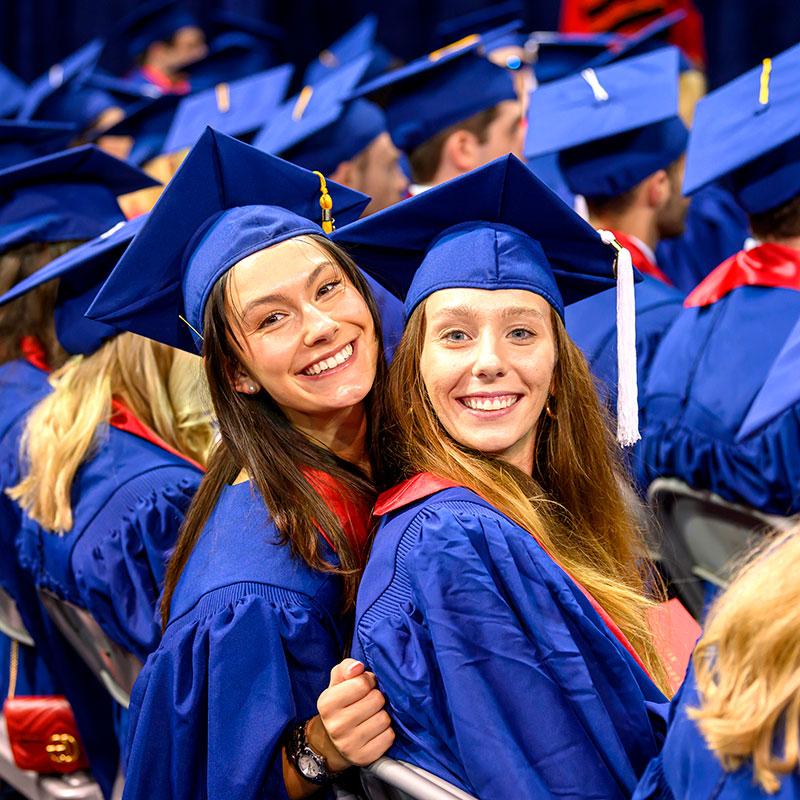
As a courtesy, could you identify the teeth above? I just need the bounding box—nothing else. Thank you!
[462,395,518,411]
[303,343,353,376]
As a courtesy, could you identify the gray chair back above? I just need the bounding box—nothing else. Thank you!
[361,758,477,800]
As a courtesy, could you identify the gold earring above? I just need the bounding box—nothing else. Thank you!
[545,396,556,420]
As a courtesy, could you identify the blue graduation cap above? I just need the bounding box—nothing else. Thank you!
[435,1,525,46]
[98,0,204,76]
[526,46,688,198]
[0,144,158,254]
[349,35,517,153]
[17,40,109,128]
[86,128,370,354]
[529,31,619,84]
[99,94,181,165]
[0,63,28,118]
[683,43,800,214]
[253,55,383,173]
[331,153,643,444]
[588,10,690,69]
[0,120,77,169]
[162,64,293,153]
[304,15,392,86]
[0,215,145,355]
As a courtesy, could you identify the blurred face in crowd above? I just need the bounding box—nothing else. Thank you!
[332,133,409,216]
[476,99,526,164]
[145,26,208,76]
[656,155,690,239]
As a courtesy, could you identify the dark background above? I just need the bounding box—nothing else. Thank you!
[1,0,799,90]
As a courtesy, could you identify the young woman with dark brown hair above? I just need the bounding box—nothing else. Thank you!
[333,155,672,799]
[87,129,400,800]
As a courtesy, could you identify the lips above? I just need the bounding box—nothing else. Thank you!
[458,394,520,411]
[300,341,355,376]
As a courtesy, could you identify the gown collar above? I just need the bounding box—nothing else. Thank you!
[611,230,673,286]
[19,335,50,372]
[374,472,651,678]
[684,242,800,307]
[110,396,205,471]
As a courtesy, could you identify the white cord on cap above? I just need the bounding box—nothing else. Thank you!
[598,229,640,447]
[580,68,609,102]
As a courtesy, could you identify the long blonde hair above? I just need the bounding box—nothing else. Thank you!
[690,524,800,793]
[385,302,669,694]
[8,333,214,533]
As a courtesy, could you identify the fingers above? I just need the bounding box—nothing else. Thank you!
[345,726,396,767]
[318,672,377,715]
[319,687,386,739]
[329,658,365,686]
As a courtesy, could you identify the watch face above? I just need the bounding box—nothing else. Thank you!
[298,749,324,779]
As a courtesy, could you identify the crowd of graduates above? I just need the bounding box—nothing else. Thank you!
[0,1,799,798]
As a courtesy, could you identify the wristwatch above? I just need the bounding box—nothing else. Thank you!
[286,719,341,785]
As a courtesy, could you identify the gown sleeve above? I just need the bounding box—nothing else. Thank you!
[387,503,664,799]
[73,467,201,661]
[123,584,343,800]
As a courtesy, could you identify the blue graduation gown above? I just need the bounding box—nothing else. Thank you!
[0,357,61,700]
[635,284,800,514]
[656,185,749,293]
[11,421,202,797]
[123,481,351,800]
[566,275,684,407]
[353,481,668,799]
[634,665,800,799]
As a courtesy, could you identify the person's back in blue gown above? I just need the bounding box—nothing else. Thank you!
[354,482,668,799]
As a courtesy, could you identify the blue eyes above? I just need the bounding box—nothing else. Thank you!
[441,328,535,343]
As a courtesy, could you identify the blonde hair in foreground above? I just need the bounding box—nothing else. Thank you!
[385,302,669,694]
[8,333,214,533]
[690,524,800,794]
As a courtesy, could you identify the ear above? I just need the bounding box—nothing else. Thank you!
[645,169,670,210]
[232,365,260,396]
[329,159,355,190]
[441,129,479,173]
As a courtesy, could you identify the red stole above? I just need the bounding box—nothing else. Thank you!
[612,230,673,286]
[684,242,800,307]
[19,336,50,372]
[109,397,204,472]
[137,66,190,95]
[304,468,371,557]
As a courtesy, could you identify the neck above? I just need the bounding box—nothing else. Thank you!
[429,159,467,188]
[589,208,660,253]
[286,402,370,475]
[762,235,800,252]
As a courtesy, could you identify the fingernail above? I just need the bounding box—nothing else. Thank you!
[347,660,363,676]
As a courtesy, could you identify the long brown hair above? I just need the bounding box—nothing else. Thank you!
[384,301,669,693]
[8,333,213,532]
[0,241,80,367]
[690,524,800,793]
[160,235,388,627]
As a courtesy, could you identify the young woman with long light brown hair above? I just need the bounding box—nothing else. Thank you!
[86,130,401,800]
[634,524,800,799]
[333,155,671,799]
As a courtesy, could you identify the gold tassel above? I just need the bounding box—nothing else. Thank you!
[292,86,314,121]
[178,314,204,342]
[313,171,334,234]
[215,83,231,113]
[428,33,480,62]
[759,58,772,106]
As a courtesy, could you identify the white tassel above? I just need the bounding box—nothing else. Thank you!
[598,230,640,447]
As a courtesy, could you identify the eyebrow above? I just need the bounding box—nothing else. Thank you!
[239,261,338,318]
[432,304,545,322]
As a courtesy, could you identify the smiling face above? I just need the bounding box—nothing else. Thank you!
[225,236,378,429]
[419,287,557,473]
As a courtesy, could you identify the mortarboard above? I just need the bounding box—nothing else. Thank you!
[0,120,77,169]
[529,31,620,84]
[86,128,370,354]
[180,33,275,91]
[683,42,800,214]
[0,63,28,118]
[303,15,392,86]
[0,216,145,355]
[349,34,517,153]
[526,47,688,198]
[99,94,181,165]
[98,0,203,76]
[588,10,691,70]
[737,315,800,440]
[162,64,293,154]
[0,144,158,254]
[331,154,642,444]
[253,55,384,174]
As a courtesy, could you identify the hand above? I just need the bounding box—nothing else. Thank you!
[311,658,395,771]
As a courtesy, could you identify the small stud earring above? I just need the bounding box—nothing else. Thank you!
[248,383,258,394]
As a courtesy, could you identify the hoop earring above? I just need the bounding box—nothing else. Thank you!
[544,396,557,420]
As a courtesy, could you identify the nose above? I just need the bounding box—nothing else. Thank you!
[302,303,339,347]
[471,330,506,379]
